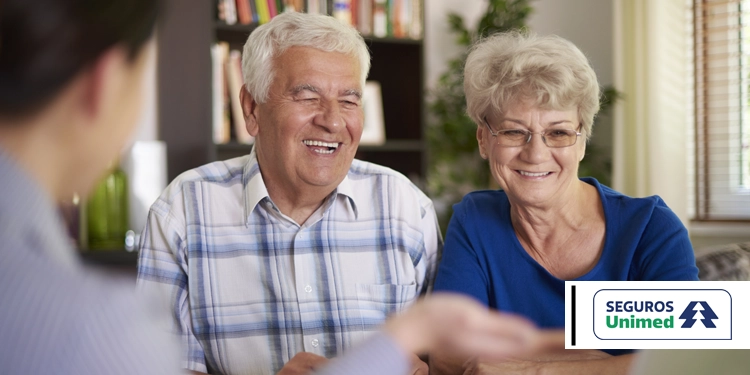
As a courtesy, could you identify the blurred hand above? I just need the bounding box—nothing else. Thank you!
[383,293,565,361]
[276,352,328,375]
[407,353,429,375]
[462,359,540,375]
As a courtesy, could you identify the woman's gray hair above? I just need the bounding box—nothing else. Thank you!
[463,31,600,139]
[241,12,371,103]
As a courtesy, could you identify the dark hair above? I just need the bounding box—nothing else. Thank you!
[0,0,161,117]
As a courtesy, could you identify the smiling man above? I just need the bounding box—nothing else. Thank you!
[136,12,441,375]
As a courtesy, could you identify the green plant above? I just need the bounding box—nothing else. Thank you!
[427,0,534,231]
[426,0,619,231]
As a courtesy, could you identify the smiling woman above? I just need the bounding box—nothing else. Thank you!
[429,31,700,375]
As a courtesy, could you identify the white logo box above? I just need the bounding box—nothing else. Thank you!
[565,281,750,349]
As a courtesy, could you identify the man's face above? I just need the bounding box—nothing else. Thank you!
[247,46,364,196]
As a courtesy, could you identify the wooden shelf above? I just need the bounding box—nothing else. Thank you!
[79,249,139,266]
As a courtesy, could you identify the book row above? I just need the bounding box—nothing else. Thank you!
[218,0,423,39]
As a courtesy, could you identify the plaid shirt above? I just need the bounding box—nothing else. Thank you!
[137,148,441,375]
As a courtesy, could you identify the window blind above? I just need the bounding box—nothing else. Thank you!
[693,0,750,220]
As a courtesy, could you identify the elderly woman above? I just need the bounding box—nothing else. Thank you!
[430,31,699,374]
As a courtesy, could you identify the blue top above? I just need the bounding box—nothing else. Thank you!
[433,178,699,355]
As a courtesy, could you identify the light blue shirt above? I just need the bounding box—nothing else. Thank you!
[137,147,441,374]
[0,148,181,375]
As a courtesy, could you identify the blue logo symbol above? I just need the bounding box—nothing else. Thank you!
[679,301,718,328]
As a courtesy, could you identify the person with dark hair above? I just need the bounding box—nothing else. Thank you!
[0,0,179,374]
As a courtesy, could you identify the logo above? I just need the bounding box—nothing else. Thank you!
[679,301,718,328]
[592,289,731,340]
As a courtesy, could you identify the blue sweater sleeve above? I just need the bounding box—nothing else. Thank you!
[632,197,699,281]
[433,202,491,305]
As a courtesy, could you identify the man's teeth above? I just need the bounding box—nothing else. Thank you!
[304,140,339,148]
[519,171,550,177]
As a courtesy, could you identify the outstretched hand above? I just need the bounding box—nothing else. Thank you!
[383,293,565,361]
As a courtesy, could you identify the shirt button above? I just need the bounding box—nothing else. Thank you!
[304,285,312,293]
[311,339,319,347]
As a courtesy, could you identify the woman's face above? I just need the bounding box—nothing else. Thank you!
[477,100,586,208]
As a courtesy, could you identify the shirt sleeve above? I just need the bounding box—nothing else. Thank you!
[313,332,410,375]
[432,202,491,305]
[633,198,700,281]
[136,200,208,372]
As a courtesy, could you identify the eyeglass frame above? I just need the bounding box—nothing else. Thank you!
[482,116,583,148]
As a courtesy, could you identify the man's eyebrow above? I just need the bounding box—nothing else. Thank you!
[342,89,362,99]
[290,84,320,95]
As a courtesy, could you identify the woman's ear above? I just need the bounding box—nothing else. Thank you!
[241,84,260,137]
[477,125,488,159]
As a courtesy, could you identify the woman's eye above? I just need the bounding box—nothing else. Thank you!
[548,130,571,138]
[502,130,527,137]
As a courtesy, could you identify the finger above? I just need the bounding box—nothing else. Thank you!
[305,354,329,369]
[478,312,538,348]
[527,330,566,353]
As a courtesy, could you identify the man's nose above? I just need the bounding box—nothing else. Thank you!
[314,102,343,131]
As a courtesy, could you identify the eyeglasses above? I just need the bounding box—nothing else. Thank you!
[483,117,582,148]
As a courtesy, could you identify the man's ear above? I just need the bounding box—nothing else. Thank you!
[80,47,126,120]
[241,84,260,137]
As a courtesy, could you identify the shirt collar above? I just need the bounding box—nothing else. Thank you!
[242,146,359,222]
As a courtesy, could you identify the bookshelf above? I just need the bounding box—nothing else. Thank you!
[158,0,426,185]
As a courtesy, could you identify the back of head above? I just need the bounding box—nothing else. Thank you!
[0,0,161,120]
[463,31,600,139]
[241,11,371,103]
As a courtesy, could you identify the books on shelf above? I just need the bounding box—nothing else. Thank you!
[212,43,255,145]
[216,0,422,40]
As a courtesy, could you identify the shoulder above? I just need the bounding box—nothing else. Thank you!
[586,178,681,227]
[0,256,178,374]
[348,159,433,207]
[151,155,249,212]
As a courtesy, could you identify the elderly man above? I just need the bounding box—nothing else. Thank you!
[137,11,441,375]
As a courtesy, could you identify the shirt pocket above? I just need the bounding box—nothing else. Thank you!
[354,282,419,331]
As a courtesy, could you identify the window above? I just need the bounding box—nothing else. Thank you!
[692,0,750,220]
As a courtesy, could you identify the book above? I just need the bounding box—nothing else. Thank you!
[225,51,255,144]
[223,0,238,25]
[267,0,278,19]
[357,0,373,35]
[211,42,231,144]
[307,0,321,14]
[236,0,252,25]
[409,0,422,39]
[373,0,387,37]
[249,0,259,22]
[333,0,352,25]
[256,0,270,24]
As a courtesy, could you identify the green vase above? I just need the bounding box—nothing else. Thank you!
[87,164,129,250]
